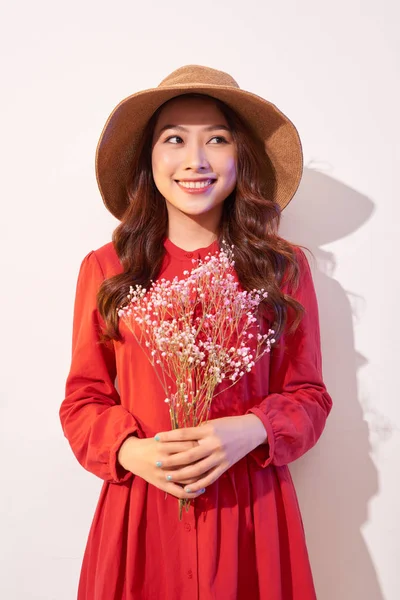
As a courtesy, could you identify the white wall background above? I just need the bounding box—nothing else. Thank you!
[1,1,399,598]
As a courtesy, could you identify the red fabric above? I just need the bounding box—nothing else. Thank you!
[60,238,333,600]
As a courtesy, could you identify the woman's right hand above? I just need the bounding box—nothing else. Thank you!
[117,436,206,500]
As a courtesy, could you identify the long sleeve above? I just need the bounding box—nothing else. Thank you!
[59,250,140,483]
[247,247,333,467]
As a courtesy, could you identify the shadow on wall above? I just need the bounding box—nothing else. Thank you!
[280,165,388,600]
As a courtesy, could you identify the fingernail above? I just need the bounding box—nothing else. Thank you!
[154,434,161,441]
[155,461,162,468]
[166,475,173,481]
[199,488,206,494]
[185,487,192,493]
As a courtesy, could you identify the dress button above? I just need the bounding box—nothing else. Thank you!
[187,569,193,579]
[184,523,191,532]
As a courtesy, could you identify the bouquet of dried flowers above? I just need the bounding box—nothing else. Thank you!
[117,242,276,518]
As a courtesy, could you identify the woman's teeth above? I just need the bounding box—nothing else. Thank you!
[177,179,215,189]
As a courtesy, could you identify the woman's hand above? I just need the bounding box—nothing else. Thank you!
[117,436,206,500]
[154,415,268,494]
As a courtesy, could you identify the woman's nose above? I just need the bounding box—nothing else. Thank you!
[184,143,210,170]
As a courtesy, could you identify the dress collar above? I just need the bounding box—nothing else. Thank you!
[163,237,220,261]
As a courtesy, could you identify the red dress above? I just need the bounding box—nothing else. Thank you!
[60,237,333,600]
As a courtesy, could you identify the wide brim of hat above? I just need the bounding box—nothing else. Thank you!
[95,83,304,220]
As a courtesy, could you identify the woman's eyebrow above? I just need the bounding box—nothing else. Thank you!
[158,124,231,134]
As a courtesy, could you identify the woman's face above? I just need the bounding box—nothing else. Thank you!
[151,96,237,224]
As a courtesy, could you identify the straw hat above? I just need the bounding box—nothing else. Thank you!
[95,64,303,220]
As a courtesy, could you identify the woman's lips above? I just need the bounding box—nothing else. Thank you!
[175,180,216,194]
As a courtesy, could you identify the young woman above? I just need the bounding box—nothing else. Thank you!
[60,65,333,600]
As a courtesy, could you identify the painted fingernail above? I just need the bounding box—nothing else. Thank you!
[166,475,173,481]
[154,434,161,441]
[185,487,192,493]
[199,488,206,494]
[156,461,162,468]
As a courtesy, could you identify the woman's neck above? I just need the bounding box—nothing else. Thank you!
[166,231,219,252]
[166,215,220,252]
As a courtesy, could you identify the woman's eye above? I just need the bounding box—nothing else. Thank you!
[208,136,228,144]
[165,135,183,144]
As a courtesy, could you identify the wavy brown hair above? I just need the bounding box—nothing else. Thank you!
[97,93,309,347]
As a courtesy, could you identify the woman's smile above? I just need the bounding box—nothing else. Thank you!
[175,178,217,193]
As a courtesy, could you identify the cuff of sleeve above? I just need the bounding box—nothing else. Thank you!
[109,427,140,484]
[246,406,275,468]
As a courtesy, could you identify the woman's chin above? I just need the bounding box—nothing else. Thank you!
[165,198,223,218]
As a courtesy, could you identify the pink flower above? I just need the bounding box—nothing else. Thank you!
[116,239,276,468]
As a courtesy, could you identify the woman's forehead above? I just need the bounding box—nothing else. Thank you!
[155,95,227,128]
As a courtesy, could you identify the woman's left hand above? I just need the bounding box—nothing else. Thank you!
[154,415,267,493]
